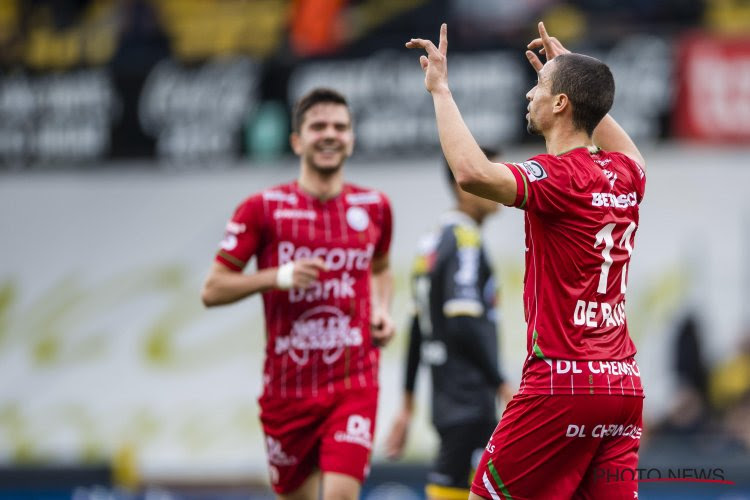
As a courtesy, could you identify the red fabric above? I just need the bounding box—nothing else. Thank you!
[504,148,646,362]
[471,393,643,499]
[259,387,378,494]
[518,356,644,397]
[214,181,393,398]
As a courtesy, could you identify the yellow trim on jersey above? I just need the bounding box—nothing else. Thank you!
[413,255,430,275]
[443,299,484,318]
[425,484,472,500]
[453,225,480,249]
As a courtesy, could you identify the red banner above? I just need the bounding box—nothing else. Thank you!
[674,33,750,142]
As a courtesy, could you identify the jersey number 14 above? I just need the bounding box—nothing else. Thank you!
[594,222,636,294]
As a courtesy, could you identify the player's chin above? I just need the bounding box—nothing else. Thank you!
[311,158,345,172]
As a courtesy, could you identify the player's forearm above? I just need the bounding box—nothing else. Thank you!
[592,114,645,169]
[405,315,422,393]
[371,268,394,316]
[201,267,277,307]
[401,391,416,414]
[432,89,517,204]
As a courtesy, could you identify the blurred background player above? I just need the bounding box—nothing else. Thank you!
[385,147,514,500]
[201,87,394,500]
[407,22,646,499]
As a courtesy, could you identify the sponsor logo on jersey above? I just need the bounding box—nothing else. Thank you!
[602,168,618,188]
[551,359,641,377]
[591,192,637,208]
[278,241,374,271]
[263,190,298,204]
[266,437,298,466]
[276,305,363,365]
[334,414,373,449]
[345,192,381,205]
[273,209,317,220]
[565,423,642,439]
[346,206,370,231]
[516,160,548,182]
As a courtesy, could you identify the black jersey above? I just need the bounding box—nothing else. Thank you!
[405,211,504,429]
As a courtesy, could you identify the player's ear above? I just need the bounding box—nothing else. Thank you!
[553,93,569,115]
[290,132,302,155]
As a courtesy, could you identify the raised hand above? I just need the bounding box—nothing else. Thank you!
[525,21,571,73]
[405,23,449,94]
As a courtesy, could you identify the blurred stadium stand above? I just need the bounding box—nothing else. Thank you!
[1,0,750,498]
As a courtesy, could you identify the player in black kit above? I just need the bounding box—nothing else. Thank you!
[386,149,514,500]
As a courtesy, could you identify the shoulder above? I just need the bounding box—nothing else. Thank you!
[259,182,299,204]
[344,183,390,207]
[506,154,564,184]
[603,151,646,180]
[233,182,297,220]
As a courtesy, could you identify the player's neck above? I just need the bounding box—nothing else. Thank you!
[544,127,594,157]
[456,204,484,226]
[298,164,344,201]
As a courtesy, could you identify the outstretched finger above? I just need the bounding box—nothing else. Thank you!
[525,50,544,73]
[538,22,555,59]
[438,23,448,56]
[405,38,440,58]
[527,38,542,50]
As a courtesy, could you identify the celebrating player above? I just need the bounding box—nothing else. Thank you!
[407,22,646,499]
[201,88,394,500]
[385,148,514,500]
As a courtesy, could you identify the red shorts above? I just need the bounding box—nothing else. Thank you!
[471,394,643,500]
[258,387,378,494]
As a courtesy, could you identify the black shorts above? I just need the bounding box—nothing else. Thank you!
[426,420,497,493]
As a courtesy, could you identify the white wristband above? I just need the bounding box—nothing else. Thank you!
[276,261,295,290]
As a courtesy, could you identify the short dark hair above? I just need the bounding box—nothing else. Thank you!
[291,88,350,133]
[444,146,501,193]
[550,53,614,136]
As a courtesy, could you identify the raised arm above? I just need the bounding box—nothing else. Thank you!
[526,22,645,169]
[406,24,518,205]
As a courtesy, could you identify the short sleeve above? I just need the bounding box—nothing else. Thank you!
[619,153,647,203]
[215,195,264,271]
[503,155,570,215]
[374,194,393,258]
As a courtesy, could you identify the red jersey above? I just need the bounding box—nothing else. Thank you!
[504,147,646,396]
[215,181,393,399]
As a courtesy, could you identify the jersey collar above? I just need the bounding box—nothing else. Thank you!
[440,210,479,229]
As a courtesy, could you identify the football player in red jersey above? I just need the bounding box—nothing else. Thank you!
[201,88,394,500]
[408,22,646,500]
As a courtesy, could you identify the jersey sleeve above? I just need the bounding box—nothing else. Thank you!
[374,193,393,258]
[215,194,264,271]
[615,152,647,203]
[503,154,571,215]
